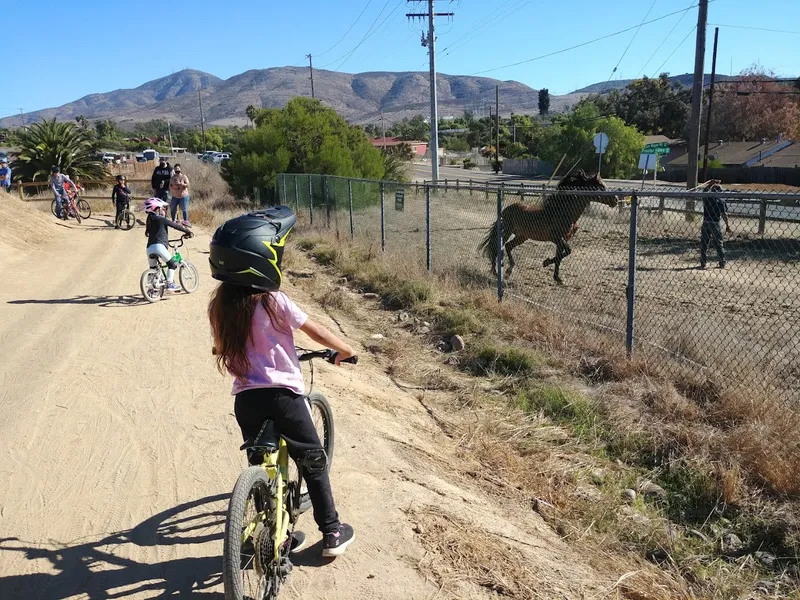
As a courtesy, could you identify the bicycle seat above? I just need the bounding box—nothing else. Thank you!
[148,253,160,260]
[240,419,279,452]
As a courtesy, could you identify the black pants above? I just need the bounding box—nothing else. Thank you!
[115,200,129,221]
[700,221,725,265]
[234,388,340,534]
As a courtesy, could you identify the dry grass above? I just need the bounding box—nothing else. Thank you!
[290,229,800,597]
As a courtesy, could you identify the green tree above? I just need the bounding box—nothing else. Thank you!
[95,119,123,142]
[75,115,90,130]
[583,74,690,139]
[12,119,107,182]
[538,88,550,116]
[222,98,386,196]
[537,103,644,178]
[387,115,430,141]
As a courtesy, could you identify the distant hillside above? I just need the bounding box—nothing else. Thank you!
[1,68,584,129]
[571,73,737,94]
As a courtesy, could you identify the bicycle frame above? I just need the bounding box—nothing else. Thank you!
[245,441,293,562]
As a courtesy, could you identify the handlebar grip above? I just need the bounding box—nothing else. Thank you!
[329,353,358,365]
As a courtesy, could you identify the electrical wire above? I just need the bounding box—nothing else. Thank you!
[318,0,398,69]
[709,23,800,36]
[600,0,657,92]
[636,1,694,78]
[440,0,529,57]
[315,0,375,58]
[469,3,713,76]
[652,24,697,77]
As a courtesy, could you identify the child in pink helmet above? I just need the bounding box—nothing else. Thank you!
[143,197,193,292]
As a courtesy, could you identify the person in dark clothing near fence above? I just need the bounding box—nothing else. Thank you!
[151,158,172,201]
[700,183,732,269]
[111,175,132,228]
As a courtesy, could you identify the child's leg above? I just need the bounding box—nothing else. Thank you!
[148,243,176,282]
[235,389,341,534]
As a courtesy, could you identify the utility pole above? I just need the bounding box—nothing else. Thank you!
[701,27,719,183]
[381,112,386,146]
[198,90,207,153]
[18,109,24,129]
[407,0,454,182]
[167,120,174,156]
[686,0,709,191]
[494,85,500,173]
[306,54,315,99]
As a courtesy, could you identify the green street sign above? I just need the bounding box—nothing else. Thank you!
[395,188,405,211]
[644,141,669,149]
[643,146,670,155]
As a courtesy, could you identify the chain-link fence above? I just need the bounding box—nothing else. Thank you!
[277,173,800,403]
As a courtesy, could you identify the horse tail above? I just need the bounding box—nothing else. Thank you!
[478,219,499,262]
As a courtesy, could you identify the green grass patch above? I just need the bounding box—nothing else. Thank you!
[425,306,486,336]
[516,385,603,442]
[656,462,720,524]
[471,342,542,377]
[311,244,339,266]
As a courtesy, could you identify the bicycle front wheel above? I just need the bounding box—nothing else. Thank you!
[117,210,136,231]
[50,199,58,217]
[77,199,92,219]
[223,466,277,600]
[307,392,335,468]
[140,269,165,303]
[178,261,199,293]
[72,205,82,224]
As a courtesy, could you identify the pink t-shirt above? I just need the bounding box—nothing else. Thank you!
[231,292,308,396]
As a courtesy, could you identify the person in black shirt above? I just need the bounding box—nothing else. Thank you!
[111,175,132,228]
[143,197,193,292]
[151,158,172,201]
[700,183,732,269]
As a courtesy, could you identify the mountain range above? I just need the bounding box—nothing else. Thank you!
[1,68,731,130]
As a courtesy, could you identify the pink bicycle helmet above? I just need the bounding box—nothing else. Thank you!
[144,197,168,213]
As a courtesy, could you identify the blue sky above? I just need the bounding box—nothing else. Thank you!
[2,0,798,121]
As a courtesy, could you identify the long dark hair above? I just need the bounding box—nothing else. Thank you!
[208,282,288,379]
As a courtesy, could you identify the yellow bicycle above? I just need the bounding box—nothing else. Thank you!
[222,348,356,600]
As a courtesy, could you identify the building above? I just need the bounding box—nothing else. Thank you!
[370,137,428,157]
[662,138,794,170]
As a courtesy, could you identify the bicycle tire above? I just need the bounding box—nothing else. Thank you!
[117,210,135,231]
[178,261,200,293]
[72,205,82,224]
[223,466,275,600]
[140,269,165,303]
[77,199,92,219]
[307,392,335,469]
[50,199,58,217]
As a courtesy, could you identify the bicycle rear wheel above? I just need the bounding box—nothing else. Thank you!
[178,261,199,293]
[72,204,82,224]
[223,466,278,600]
[307,392,335,468]
[140,269,165,303]
[77,199,92,219]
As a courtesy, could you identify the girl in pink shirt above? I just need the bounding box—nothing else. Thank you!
[208,208,357,558]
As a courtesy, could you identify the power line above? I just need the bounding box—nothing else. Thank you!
[470,3,714,76]
[440,0,528,57]
[636,1,694,78]
[653,24,697,77]
[709,23,800,36]
[315,0,375,58]
[601,0,657,92]
[318,0,398,69]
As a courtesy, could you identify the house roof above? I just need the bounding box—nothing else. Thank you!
[370,137,427,147]
[664,140,791,167]
[756,143,800,168]
[644,135,678,145]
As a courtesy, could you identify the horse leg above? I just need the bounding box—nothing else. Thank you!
[553,240,572,285]
[504,236,525,277]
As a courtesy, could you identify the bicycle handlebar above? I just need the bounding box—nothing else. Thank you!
[298,349,358,365]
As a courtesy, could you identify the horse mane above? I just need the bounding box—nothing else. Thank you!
[541,169,604,212]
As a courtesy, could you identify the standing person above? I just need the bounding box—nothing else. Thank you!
[111,175,132,228]
[50,166,78,220]
[168,163,190,223]
[143,197,193,292]
[207,210,357,557]
[700,183,732,269]
[151,158,172,201]
[0,159,11,193]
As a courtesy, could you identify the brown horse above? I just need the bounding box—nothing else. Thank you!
[478,170,617,284]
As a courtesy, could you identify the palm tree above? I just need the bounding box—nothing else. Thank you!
[11,118,107,183]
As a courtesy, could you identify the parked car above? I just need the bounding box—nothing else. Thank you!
[215,152,231,162]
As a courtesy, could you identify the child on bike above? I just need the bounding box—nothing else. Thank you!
[112,175,132,228]
[208,207,356,558]
[143,197,193,292]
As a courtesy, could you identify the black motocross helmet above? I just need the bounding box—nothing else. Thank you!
[209,205,297,291]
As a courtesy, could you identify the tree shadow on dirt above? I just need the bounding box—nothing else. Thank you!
[0,493,228,599]
[637,236,800,262]
[8,295,147,308]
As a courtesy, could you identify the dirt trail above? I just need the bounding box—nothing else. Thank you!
[0,206,618,599]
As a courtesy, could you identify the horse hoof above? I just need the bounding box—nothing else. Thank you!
[555,278,564,286]
[542,259,550,268]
